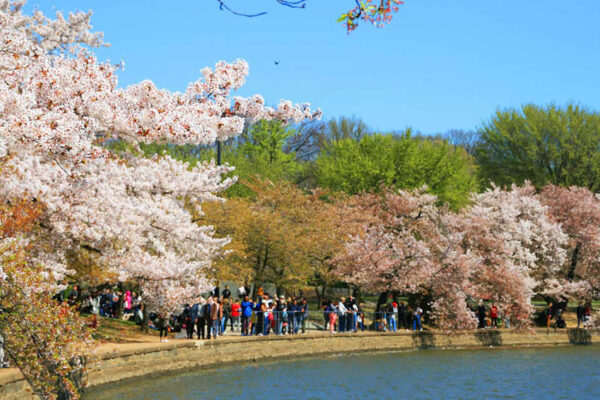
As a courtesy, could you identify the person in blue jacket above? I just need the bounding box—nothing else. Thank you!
[240,296,253,336]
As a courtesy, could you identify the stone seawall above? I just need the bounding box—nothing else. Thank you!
[1,329,597,399]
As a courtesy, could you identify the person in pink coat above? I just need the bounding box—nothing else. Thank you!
[124,290,132,313]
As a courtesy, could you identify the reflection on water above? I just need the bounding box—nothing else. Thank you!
[86,346,600,400]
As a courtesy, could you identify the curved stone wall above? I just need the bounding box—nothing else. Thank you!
[1,329,597,399]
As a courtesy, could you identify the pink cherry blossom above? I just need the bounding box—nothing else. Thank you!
[0,1,319,313]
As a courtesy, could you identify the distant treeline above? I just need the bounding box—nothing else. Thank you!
[108,103,600,210]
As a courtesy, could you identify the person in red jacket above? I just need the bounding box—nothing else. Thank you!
[230,299,241,332]
[490,304,499,328]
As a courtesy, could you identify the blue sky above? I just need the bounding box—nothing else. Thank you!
[27,0,600,134]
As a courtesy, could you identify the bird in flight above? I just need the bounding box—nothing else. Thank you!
[274,61,280,65]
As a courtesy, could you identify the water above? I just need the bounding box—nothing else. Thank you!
[87,346,600,400]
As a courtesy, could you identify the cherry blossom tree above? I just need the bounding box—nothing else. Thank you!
[459,184,568,328]
[539,184,600,298]
[215,0,405,33]
[1,1,318,397]
[0,0,319,315]
[336,184,569,330]
[334,188,479,330]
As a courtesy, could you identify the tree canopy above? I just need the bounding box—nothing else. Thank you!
[475,104,600,191]
[315,132,478,208]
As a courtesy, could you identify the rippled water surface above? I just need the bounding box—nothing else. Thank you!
[87,346,600,400]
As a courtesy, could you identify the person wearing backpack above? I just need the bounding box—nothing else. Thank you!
[387,302,397,333]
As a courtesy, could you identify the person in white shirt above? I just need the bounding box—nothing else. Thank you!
[337,298,348,333]
[413,306,423,331]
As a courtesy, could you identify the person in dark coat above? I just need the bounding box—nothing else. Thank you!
[576,301,585,328]
[204,298,213,339]
[398,301,408,331]
[477,301,487,329]
[183,304,194,339]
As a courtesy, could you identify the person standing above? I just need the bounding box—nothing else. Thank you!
[89,292,100,329]
[222,285,232,300]
[584,301,592,327]
[545,302,553,333]
[124,290,132,314]
[346,296,357,332]
[322,300,330,332]
[221,299,230,334]
[490,304,498,328]
[576,301,585,328]
[237,285,247,299]
[255,298,264,336]
[299,298,309,334]
[210,299,220,339]
[67,284,80,307]
[398,301,408,332]
[230,299,241,332]
[356,302,366,332]
[387,302,397,332]
[275,296,285,335]
[157,313,170,342]
[338,298,348,333]
[195,298,207,340]
[477,301,487,329]
[183,304,194,339]
[413,306,423,331]
[328,300,338,333]
[240,296,253,336]
[503,306,511,329]
[288,298,299,334]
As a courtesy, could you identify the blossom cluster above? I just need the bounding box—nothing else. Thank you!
[340,0,404,33]
[337,183,598,330]
[0,1,319,314]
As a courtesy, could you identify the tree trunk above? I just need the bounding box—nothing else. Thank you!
[568,242,581,281]
[376,291,389,310]
[140,305,149,333]
[116,283,125,319]
[315,286,322,307]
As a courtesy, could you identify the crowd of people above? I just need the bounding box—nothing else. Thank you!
[1,282,595,367]
[156,287,312,342]
[152,290,432,342]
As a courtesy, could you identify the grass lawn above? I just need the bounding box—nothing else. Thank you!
[93,316,158,343]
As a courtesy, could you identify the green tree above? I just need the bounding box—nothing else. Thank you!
[115,120,307,197]
[315,132,478,208]
[475,104,600,190]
